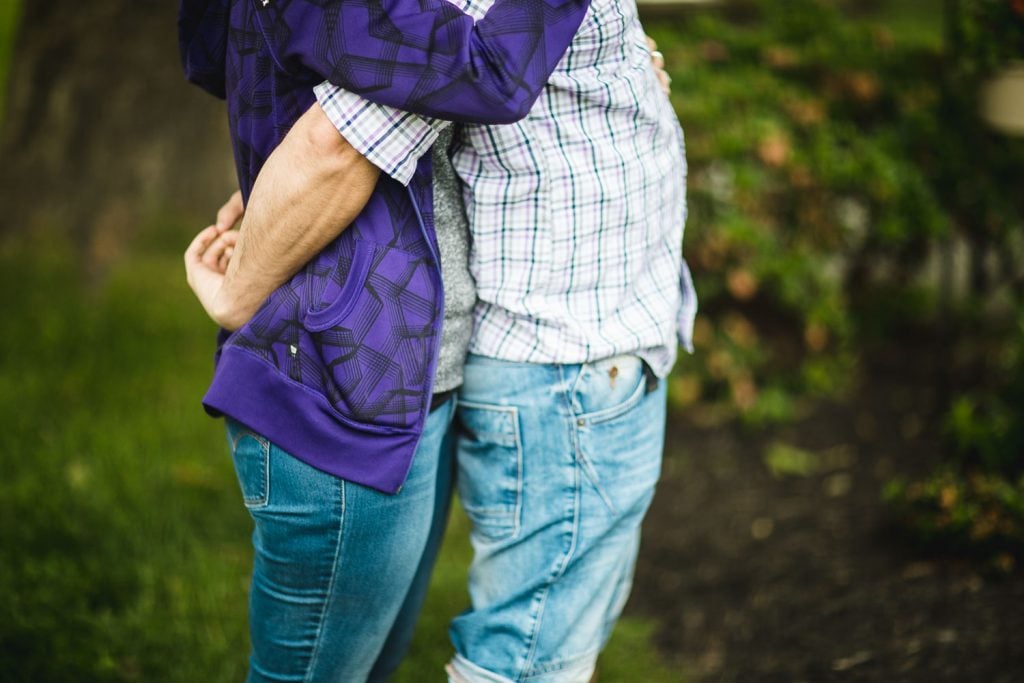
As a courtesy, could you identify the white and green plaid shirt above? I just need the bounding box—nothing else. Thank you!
[316,0,695,377]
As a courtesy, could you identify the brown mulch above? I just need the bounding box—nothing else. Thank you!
[631,347,1024,682]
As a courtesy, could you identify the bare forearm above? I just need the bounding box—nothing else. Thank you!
[214,103,381,329]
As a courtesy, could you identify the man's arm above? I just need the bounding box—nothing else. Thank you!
[185,103,380,330]
[185,34,678,329]
[312,33,675,187]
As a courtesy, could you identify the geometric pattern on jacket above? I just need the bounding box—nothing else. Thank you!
[179,0,590,433]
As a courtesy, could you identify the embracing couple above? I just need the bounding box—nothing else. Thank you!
[179,0,695,680]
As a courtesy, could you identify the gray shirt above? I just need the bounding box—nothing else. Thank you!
[430,126,476,393]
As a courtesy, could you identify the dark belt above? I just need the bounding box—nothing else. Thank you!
[430,388,456,412]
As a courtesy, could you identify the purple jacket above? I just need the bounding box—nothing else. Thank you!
[178,0,590,492]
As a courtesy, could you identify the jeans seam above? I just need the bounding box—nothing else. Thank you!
[518,367,583,680]
[570,366,637,515]
[302,477,347,682]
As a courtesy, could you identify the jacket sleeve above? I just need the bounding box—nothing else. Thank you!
[179,0,230,98]
[256,0,591,124]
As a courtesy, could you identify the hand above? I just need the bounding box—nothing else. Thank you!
[183,190,247,328]
[208,190,244,273]
[646,35,671,97]
[184,224,244,330]
[216,190,245,232]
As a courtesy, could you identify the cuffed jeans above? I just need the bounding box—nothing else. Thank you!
[225,396,456,683]
[449,354,666,683]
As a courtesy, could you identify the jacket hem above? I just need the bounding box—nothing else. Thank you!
[202,346,420,494]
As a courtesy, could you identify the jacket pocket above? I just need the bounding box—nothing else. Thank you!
[303,237,438,431]
[304,238,375,332]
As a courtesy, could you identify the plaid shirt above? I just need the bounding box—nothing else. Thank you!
[316,0,695,377]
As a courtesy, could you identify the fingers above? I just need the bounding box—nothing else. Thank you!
[185,226,239,280]
[218,246,234,274]
[216,190,244,232]
[657,68,672,97]
[185,225,222,267]
[201,230,239,273]
[645,35,669,95]
[216,231,238,273]
[184,225,222,289]
[645,35,663,69]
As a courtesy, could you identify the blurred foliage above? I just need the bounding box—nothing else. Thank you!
[885,306,1024,565]
[953,0,1024,74]
[763,442,820,478]
[652,0,1024,559]
[0,0,21,120]
[659,0,945,420]
[884,470,1024,573]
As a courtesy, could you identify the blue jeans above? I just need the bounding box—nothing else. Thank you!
[225,397,456,683]
[448,354,666,683]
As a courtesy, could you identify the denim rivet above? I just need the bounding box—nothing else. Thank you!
[577,417,585,427]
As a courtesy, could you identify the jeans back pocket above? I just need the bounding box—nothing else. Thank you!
[226,419,270,509]
[455,402,523,542]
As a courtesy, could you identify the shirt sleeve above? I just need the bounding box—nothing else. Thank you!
[314,82,450,187]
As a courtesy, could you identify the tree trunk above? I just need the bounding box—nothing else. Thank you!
[0,0,235,268]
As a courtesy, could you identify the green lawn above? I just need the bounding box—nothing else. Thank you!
[0,229,679,681]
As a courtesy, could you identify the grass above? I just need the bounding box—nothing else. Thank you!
[0,227,679,681]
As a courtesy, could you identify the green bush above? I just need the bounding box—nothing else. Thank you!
[657,0,964,420]
[651,0,1024,557]
[953,0,1024,74]
[884,470,1024,570]
[890,307,1024,564]
[657,0,1023,398]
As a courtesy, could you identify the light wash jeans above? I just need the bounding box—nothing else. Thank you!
[448,354,666,683]
[225,396,456,683]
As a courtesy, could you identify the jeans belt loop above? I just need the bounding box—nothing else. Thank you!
[642,361,658,395]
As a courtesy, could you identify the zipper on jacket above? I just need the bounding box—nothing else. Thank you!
[405,184,440,266]
[397,179,446,494]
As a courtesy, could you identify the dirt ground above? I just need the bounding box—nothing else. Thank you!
[631,346,1024,682]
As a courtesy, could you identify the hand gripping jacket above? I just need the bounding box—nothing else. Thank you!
[178,0,590,492]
